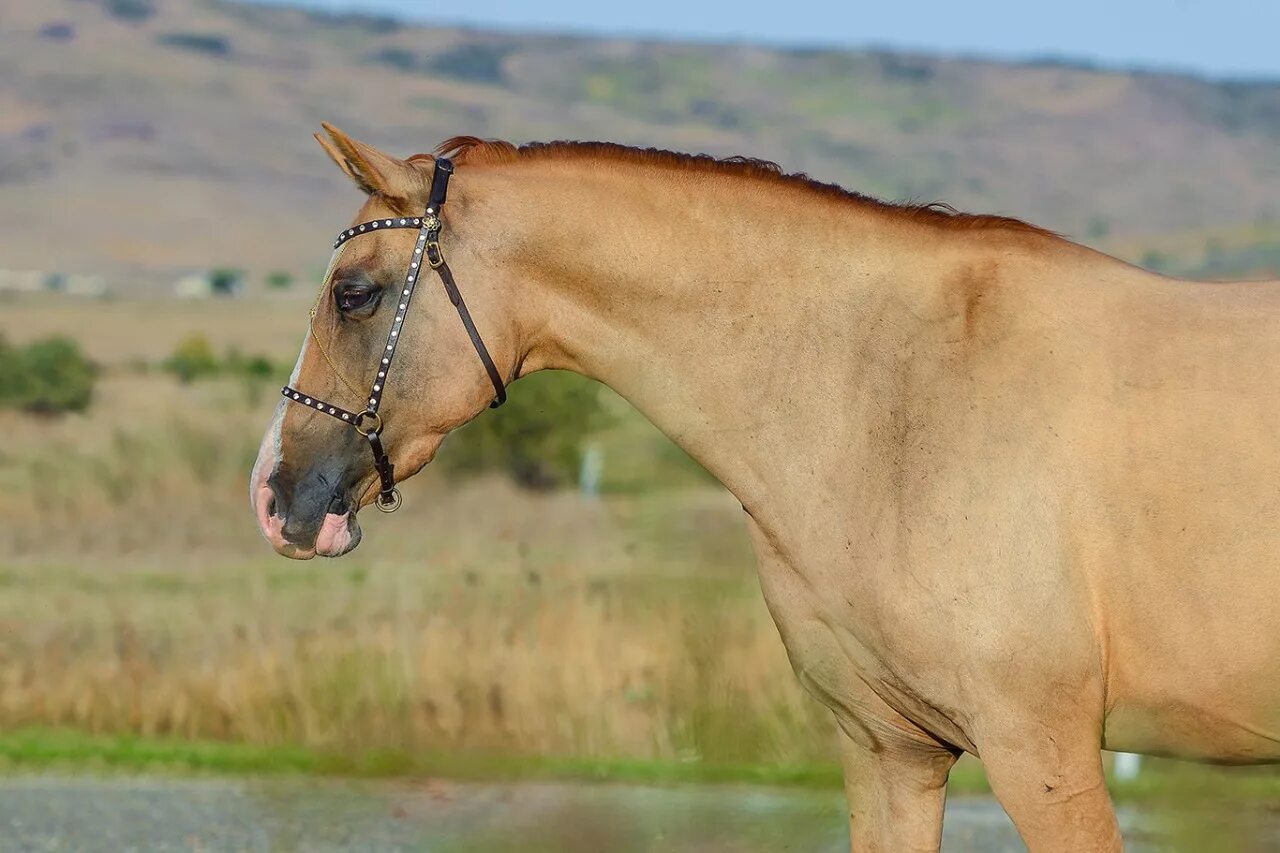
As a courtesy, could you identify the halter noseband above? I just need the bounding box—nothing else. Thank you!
[281,157,506,513]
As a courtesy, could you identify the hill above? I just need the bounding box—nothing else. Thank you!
[1,0,1278,289]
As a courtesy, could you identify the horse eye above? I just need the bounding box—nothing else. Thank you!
[335,285,376,312]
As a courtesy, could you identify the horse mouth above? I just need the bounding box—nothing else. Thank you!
[313,509,361,558]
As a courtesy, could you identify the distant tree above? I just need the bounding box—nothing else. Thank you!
[368,47,419,73]
[0,336,97,415]
[0,337,31,409]
[307,10,401,34]
[424,44,514,84]
[164,335,220,384]
[223,347,277,381]
[102,0,155,22]
[224,347,279,405]
[1085,217,1111,241]
[208,268,244,296]
[156,32,232,58]
[1141,250,1171,274]
[39,23,75,41]
[1203,238,1228,273]
[265,270,294,291]
[877,54,935,83]
[439,371,613,490]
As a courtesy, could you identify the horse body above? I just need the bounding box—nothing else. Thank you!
[1061,274,1280,764]
[254,127,1280,850]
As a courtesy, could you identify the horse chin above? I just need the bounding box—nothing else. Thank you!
[314,510,361,558]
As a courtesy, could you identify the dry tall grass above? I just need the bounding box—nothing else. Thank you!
[0,301,835,767]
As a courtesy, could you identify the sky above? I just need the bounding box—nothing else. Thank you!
[254,0,1280,80]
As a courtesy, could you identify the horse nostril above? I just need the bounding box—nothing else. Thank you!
[266,475,288,521]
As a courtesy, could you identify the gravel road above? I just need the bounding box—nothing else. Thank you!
[0,774,1272,851]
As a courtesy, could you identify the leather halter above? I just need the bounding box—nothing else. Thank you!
[281,158,506,513]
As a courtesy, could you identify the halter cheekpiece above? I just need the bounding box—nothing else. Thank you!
[281,157,506,513]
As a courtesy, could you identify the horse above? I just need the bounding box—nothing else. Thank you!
[252,124,1280,851]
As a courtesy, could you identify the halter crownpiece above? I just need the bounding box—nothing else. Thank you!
[281,157,507,513]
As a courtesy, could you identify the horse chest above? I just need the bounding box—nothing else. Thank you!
[750,530,976,749]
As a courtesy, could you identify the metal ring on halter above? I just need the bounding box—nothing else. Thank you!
[353,410,383,437]
[376,488,402,513]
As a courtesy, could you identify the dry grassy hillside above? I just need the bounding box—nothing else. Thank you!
[1,0,1278,290]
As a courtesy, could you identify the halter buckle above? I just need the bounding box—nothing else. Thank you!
[376,488,402,513]
[353,410,383,437]
[426,240,445,269]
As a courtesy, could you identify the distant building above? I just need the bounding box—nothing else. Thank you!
[42,272,108,296]
[172,269,244,299]
[0,270,110,297]
[173,273,213,299]
[0,270,46,293]
[61,273,108,297]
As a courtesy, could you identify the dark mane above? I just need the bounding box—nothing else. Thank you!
[431,136,1056,238]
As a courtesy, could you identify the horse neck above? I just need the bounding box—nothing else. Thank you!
[466,159,968,512]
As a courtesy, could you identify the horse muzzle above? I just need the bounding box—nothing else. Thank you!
[254,476,362,560]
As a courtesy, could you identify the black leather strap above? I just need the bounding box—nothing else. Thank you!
[279,389,361,423]
[332,216,424,250]
[366,210,436,415]
[428,157,453,208]
[428,246,507,408]
[365,429,395,498]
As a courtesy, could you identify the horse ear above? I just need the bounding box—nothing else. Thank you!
[316,122,427,202]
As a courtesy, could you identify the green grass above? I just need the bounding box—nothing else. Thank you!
[0,728,1003,793]
[0,727,851,788]
[0,728,321,776]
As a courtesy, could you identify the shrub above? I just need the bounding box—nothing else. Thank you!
[0,336,96,415]
[1141,250,1171,274]
[424,44,512,84]
[370,43,513,84]
[440,371,612,490]
[102,0,155,22]
[209,267,244,296]
[39,23,75,41]
[163,335,220,384]
[223,347,278,381]
[368,47,419,73]
[265,270,294,291]
[306,10,401,34]
[1086,217,1111,240]
[225,348,280,406]
[161,340,281,392]
[156,32,232,58]
[877,54,935,83]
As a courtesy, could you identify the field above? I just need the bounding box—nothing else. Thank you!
[0,293,839,773]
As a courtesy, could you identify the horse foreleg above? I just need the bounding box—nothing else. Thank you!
[978,716,1122,852]
[837,719,959,853]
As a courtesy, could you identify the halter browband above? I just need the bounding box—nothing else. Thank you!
[281,157,507,513]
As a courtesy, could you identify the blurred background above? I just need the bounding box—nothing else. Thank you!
[0,0,1278,849]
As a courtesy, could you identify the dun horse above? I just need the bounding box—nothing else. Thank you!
[253,124,1280,850]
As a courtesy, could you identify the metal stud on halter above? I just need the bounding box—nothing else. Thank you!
[281,157,508,512]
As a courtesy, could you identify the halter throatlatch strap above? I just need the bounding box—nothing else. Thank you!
[281,156,507,513]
